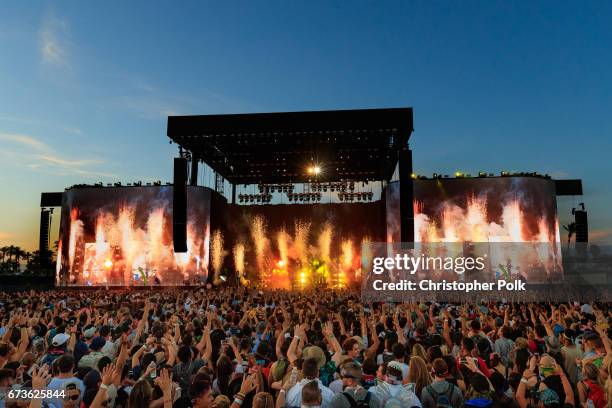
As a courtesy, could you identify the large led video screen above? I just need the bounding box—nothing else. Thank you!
[385,177,562,283]
[56,186,211,286]
[211,202,385,289]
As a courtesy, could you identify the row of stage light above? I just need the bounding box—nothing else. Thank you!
[287,193,322,202]
[309,181,357,192]
[257,181,358,194]
[238,194,273,203]
[257,184,295,194]
[69,181,169,189]
[239,191,375,203]
[338,192,374,201]
[412,171,552,180]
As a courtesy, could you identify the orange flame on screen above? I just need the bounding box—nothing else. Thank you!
[65,203,207,285]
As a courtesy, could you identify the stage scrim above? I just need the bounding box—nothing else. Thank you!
[56,186,211,286]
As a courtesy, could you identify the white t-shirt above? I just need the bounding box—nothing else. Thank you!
[285,378,335,408]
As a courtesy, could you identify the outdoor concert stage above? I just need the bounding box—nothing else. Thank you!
[42,108,584,290]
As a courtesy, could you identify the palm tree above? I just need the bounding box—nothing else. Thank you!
[3,246,17,272]
[14,246,25,264]
[563,223,576,250]
[0,246,8,272]
[27,250,40,274]
[22,251,32,274]
[5,245,14,262]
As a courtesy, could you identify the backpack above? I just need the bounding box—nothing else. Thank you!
[425,383,453,408]
[582,379,607,408]
[342,391,371,408]
[463,397,493,408]
[376,383,420,408]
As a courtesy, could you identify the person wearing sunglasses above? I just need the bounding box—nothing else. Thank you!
[44,354,84,408]
[329,361,380,408]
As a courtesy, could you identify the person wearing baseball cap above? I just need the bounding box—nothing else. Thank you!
[40,330,74,367]
[52,333,70,347]
[421,358,464,408]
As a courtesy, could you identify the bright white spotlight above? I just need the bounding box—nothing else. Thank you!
[313,166,321,175]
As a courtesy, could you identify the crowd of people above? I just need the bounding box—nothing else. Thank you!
[0,287,609,408]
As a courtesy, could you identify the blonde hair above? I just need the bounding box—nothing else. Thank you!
[407,356,431,396]
[412,343,427,361]
[213,395,230,408]
[252,392,274,408]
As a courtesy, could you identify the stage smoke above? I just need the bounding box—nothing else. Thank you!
[147,208,166,272]
[317,222,333,263]
[250,215,268,278]
[293,220,311,265]
[277,228,290,268]
[211,229,225,283]
[359,236,372,280]
[233,243,246,285]
[68,208,83,273]
[341,239,353,269]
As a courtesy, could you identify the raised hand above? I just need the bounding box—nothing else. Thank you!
[239,373,257,395]
[155,368,173,397]
[31,365,51,390]
[322,321,333,338]
[101,363,115,386]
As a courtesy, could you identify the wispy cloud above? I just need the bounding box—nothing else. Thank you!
[0,116,81,135]
[0,132,114,178]
[39,17,69,67]
[0,133,47,150]
[35,154,101,167]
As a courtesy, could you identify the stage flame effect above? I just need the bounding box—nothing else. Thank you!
[58,187,210,286]
[234,216,366,290]
[414,196,558,243]
[411,190,562,281]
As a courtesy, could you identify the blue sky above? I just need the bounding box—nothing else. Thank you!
[1,1,611,250]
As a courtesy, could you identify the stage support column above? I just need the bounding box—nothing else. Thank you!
[232,183,236,204]
[39,208,52,267]
[398,147,414,243]
[190,153,198,186]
